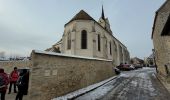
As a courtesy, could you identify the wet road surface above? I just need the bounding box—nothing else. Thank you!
[74,68,170,100]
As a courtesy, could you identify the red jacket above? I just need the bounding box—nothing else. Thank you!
[10,71,19,82]
[0,69,9,92]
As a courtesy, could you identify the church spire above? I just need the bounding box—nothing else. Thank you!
[101,5,105,20]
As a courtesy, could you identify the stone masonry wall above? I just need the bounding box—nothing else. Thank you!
[152,1,170,77]
[30,50,115,100]
[0,60,31,74]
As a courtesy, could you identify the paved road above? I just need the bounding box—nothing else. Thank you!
[75,68,170,100]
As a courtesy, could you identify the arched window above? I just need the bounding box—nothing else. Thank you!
[113,41,117,51]
[67,32,71,49]
[110,41,112,55]
[81,30,87,49]
[98,34,101,51]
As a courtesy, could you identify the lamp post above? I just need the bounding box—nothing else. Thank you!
[152,49,158,73]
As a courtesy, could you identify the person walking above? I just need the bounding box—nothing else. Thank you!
[8,67,19,94]
[0,68,9,100]
[16,69,29,100]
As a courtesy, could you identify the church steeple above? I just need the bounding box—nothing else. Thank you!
[98,5,112,34]
[101,5,105,20]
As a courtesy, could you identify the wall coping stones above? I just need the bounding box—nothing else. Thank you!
[33,50,113,62]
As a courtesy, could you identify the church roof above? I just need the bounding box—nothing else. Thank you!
[65,10,95,26]
[64,9,127,48]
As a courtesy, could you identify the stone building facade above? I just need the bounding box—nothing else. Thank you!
[152,0,170,78]
[47,8,130,65]
[0,60,31,74]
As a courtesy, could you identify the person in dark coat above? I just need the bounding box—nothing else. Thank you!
[0,68,9,100]
[15,69,29,100]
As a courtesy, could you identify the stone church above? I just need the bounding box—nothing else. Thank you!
[46,7,130,66]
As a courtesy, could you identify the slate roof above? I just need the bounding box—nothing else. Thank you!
[63,9,127,48]
[65,10,95,26]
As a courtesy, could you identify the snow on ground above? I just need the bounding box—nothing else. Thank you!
[119,73,129,78]
[52,76,117,100]
[75,82,115,100]
[131,81,138,87]
[53,68,158,100]
[137,72,157,96]
[34,50,112,62]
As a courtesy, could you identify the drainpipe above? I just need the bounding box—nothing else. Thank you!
[152,49,158,73]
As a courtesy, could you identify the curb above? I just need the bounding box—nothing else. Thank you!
[52,76,117,100]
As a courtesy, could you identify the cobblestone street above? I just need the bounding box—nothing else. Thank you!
[75,68,170,100]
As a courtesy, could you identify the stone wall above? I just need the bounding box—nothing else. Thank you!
[30,50,115,100]
[0,60,31,74]
[152,0,170,77]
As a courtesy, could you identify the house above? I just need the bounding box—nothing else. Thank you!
[144,54,155,67]
[152,0,170,77]
[130,57,144,66]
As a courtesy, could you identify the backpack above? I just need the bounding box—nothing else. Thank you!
[16,76,24,88]
[0,75,5,87]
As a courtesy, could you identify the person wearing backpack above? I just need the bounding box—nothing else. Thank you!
[0,68,9,100]
[8,67,19,94]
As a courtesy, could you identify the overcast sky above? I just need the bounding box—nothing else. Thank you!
[0,0,166,58]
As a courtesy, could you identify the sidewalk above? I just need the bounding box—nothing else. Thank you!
[156,73,170,93]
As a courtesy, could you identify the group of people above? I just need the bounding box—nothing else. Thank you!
[0,67,29,100]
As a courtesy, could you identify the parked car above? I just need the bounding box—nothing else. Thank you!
[114,67,121,75]
[134,64,143,69]
[149,65,155,68]
[129,65,135,70]
[117,64,133,71]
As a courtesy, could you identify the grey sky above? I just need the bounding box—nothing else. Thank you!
[0,0,166,58]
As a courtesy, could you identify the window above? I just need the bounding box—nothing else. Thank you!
[113,41,117,51]
[67,32,71,49]
[161,15,170,36]
[98,34,101,51]
[110,41,112,55]
[81,30,87,49]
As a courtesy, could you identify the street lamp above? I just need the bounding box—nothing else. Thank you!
[152,49,158,73]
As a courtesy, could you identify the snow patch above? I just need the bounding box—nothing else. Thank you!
[137,73,157,96]
[137,73,147,79]
[75,84,114,100]
[119,73,129,78]
[33,50,112,62]
[52,76,117,100]
[131,81,137,87]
